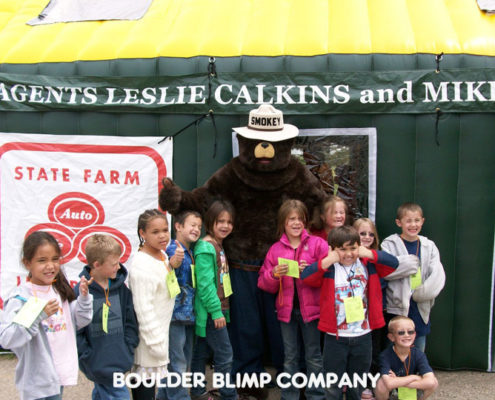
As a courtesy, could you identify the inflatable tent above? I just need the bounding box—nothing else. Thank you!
[0,0,494,370]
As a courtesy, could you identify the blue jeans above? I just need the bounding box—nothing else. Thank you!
[280,309,325,400]
[92,383,130,400]
[191,318,237,400]
[414,335,426,352]
[322,333,372,400]
[156,322,195,400]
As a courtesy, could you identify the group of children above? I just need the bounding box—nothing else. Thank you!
[0,195,445,400]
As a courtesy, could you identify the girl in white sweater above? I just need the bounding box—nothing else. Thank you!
[129,209,175,400]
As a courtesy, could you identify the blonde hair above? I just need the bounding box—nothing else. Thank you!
[310,195,347,231]
[277,199,308,238]
[397,202,423,220]
[388,316,415,333]
[85,234,121,267]
[353,218,379,250]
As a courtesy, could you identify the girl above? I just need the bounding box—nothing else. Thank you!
[0,231,93,400]
[353,217,379,250]
[190,200,237,400]
[310,195,348,241]
[258,199,328,400]
[129,209,175,400]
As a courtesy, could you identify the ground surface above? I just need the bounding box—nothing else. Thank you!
[0,354,493,399]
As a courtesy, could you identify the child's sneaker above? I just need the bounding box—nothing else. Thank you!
[361,388,375,399]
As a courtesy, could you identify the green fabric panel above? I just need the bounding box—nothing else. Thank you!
[79,112,119,135]
[452,114,495,369]
[41,112,80,134]
[3,111,42,132]
[414,114,460,368]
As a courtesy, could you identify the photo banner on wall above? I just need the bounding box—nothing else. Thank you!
[0,133,173,306]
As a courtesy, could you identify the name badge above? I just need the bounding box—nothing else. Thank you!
[343,296,365,323]
[167,270,181,298]
[398,387,417,400]
[13,297,48,328]
[191,264,196,288]
[410,267,422,290]
[102,303,109,333]
[222,273,233,297]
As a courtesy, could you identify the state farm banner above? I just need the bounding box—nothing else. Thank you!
[0,133,172,305]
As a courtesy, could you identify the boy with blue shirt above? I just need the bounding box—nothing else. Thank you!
[381,203,446,352]
[375,316,438,400]
[75,234,139,400]
[156,211,202,400]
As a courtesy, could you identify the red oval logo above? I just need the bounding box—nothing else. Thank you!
[74,226,133,264]
[48,192,105,229]
[24,223,77,264]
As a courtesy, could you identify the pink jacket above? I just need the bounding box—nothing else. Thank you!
[258,230,329,323]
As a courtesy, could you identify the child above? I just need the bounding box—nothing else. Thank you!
[354,218,379,251]
[0,231,93,400]
[75,234,139,400]
[258,199,328,400]
[129,209,176,400]
[375,316,438,400]
[156,211,202,400]
[310,195,347,241]
[301,226,399,400]
[381,203,446,352]
[190,200,237,400]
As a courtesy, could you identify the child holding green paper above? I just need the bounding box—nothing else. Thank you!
[0,231,93,400]
[258,199,328,400]
[129,209,176,400]
[75,234,139,400]
[190,200,237,400]
[375,316,438,400]
[381,203,446,352]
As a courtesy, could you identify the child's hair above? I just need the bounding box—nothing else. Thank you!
[327,225,360,249]
[353,217,379,250]
[397,202,424,220]
[310,195,348,231]
[22,231,75,302]
[137,209,168,249]
[277,199,308,238]
[204,200,235,236]
[388,316,415,333]
[174,210,202,227]
[85,234,121,268]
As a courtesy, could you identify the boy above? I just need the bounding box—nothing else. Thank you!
[301,225,399,400]
[381,203,446,352]
[375,316,438,400]
[156,211,202,400]
[75,234,139,400]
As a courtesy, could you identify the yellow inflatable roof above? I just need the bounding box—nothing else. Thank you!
[1,0,495,64]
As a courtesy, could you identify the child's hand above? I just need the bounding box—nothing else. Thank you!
[321,249,340,269]
[214,316,226,329]
[78,276,94,297]
[299,260,308,273]
[387,370,397,378]
[358,245,373,259]
[43,298,59,318]
[273,264,289,277]
[171,240,185,268]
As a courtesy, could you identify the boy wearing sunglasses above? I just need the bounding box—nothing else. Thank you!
[375,316,438,400]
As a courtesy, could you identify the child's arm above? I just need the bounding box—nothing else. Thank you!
[301,249,340,287]
[384,254,420,280]
[167,240,185,270]
[412,243,446,302]
[195,248,223,321]
[258,247,283,294]
[0,297,50,350]
[380,371,422,391]
[402,372,438,391]
[71,276,93,330]
[367,249,399,278]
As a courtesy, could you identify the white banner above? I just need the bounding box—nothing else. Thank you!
[0,133,172,305]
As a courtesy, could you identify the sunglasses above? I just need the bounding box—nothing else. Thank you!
[359,231,375,237]
[396,330,416,336]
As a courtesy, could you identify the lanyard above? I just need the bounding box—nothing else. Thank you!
[103,279,111,307]
[161,251,172,273]
[401,237,420,257]
[394,346,412,376]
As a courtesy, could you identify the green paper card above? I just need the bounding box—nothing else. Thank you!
[343,296,365,323]
[398,387,417,400]
[410,267,422,290]
[191,264,196,288]
[102,303,109,333]
[223,273,233,297]
[13,297,48,328]
[167,270,181,298]
[278,258,300,278]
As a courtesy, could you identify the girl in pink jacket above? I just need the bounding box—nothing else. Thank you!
[258,199,328,400]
